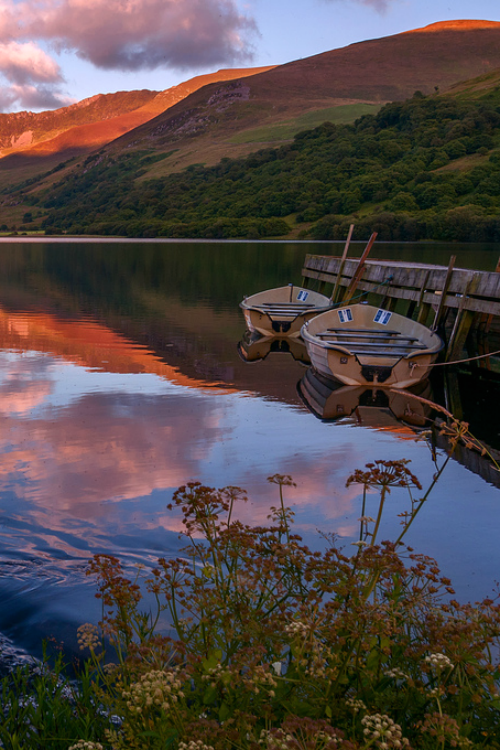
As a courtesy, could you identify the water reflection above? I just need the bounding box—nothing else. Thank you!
[297,368,432,428]
[237,330,310,364]
[0,240,499,660]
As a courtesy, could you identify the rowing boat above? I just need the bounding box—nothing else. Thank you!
[239,284,333,338]
[301,303,443,388]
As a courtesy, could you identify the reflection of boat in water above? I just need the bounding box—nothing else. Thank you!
[240,284,333,338]
[301,304,443,388]
[237,330,310,364]
[297,367,433,428]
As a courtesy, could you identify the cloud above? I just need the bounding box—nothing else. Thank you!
[0,40,70,111]
[9,0,257,71]
[0,83,72,110]
[0,41,61,84]
[322,0,394,10]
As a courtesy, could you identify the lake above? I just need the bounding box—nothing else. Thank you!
[0,238,499,660]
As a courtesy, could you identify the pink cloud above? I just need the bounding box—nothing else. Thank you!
[0,41,61,84]
[323,0,393,9]
[11,0,257,71]
[5,83,73,109]
[0,40,70,110]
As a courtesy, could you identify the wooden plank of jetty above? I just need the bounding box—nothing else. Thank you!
[301,255,500,361]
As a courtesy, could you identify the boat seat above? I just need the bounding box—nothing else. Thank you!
[325,331,418,343]
[253,305,316,315]
[326,328,418,341]
[257,303,316,309]
[349,350,420,357]
[316,334,426,348]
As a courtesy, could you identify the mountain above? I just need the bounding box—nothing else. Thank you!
[100,19,500,174]
[2,19,500,235]
[0,66,274,165]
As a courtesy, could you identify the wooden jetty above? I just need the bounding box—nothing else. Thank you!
[301,253,500,362]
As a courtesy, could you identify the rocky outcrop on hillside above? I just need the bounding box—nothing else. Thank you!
[0,91,158,152]
[0,67,274,160]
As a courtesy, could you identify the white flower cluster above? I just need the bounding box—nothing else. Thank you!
[428,686,443,697]
[178,741,214,750]
[345,695,366,714]
[425,653,454,670]
[361,714,410,749]
[68,742,104,750]
[384,667,408,681]
[77,623,100,652]
[284,620,309,638]
[122,669,185,714]
[259,729,294,749]
[259,728,341,749]
[200,663,225,683]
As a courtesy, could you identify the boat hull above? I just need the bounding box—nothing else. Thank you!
[240,285,332,338]
[301,304,443,388]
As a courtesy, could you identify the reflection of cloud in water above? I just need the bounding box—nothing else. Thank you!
[0,346,437,566]
[0,391,224,513]
[0,353,54,416]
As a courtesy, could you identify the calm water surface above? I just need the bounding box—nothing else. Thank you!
[0,238,499,658]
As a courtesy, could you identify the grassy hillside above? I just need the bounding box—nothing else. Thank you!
[8,78,499,242]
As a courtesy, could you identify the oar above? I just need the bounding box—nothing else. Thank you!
[341,231,378,305]
[330,224,354,304]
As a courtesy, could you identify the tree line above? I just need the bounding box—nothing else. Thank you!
[23,89,500,241]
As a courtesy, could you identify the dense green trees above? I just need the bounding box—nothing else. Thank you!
[35,90,500,240]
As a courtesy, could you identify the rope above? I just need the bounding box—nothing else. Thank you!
[333,277,500,370]
[412,348,500,369]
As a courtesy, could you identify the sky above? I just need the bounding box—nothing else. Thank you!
[0,0,499,114]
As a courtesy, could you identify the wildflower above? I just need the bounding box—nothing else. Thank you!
[260,717,345,748]
[425,653,454,670]
[68,742,104,750]
[272,661,283,676]
[347,459,422,491]
[384,668,408,681]
[358,516,376,523]
[178,742,215,750]
[77,623,100,652]
[351,540,369,548]
[284,620,309,638]
[361,714,409,749]
[345,695,366,713]
[417,712,472,748]
[122,669,185,714]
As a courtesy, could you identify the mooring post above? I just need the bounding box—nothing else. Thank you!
[446,272,480,361]
[330,224,354,304]
[482,254,500,334]
[341,231,377,305]
[432,255,456,331]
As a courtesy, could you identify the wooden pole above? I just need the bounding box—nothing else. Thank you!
[330,224,354,303]
[446,273,480,361]
[341,231,377,306]
[483,255,500,334]
[432,255,456,331]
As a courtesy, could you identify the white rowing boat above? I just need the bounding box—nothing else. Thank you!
[301,303,443,388]
[240,284,333,338]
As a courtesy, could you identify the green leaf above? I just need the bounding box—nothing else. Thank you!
[202,649,223,673]
[219,702,231,722]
